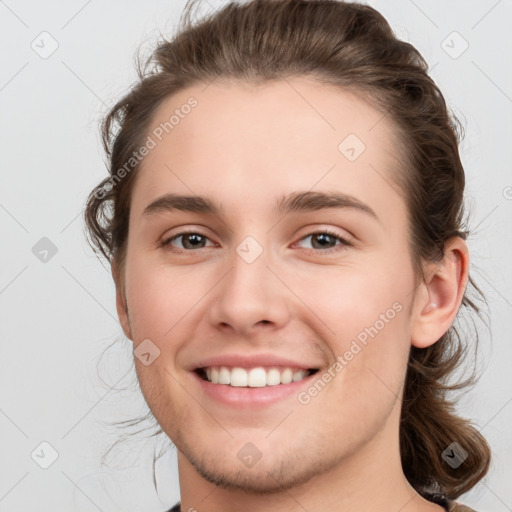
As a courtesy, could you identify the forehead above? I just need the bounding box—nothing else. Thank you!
[130,77,405,221]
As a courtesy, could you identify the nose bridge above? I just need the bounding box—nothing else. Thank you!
[209,233,290,332]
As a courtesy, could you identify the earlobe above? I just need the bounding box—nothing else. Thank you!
[410,238,469,349]
[111,260,133,341]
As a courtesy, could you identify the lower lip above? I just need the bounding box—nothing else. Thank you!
[192,371,318,409]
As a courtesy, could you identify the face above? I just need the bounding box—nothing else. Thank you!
[117,77,420,492]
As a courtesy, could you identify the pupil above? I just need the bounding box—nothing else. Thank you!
[313,233,334,249]
[184,234,204,249]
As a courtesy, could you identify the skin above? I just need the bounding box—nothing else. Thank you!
[113,77,468,512]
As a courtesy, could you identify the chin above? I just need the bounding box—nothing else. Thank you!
[179,439,336,494]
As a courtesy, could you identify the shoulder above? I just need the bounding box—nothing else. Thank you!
[165,500,480,512]
[423,491,479,512]
[447,499,478,511]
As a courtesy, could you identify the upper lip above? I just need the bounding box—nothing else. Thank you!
[190,353,323,371]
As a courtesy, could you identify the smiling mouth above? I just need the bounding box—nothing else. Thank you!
[195,366,319,387]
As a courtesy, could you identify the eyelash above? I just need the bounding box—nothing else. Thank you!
[160,228,353,255]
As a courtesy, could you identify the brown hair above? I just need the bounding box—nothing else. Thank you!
[84,0,491,499]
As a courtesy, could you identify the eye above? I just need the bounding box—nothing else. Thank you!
[295,229,352,253]
[160,228,352,254]
[161,231,215,251]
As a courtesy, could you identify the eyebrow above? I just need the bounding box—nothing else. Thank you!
[142,190,378,222]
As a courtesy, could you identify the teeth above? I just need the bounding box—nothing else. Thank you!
[267,368,281,386]
[280,368,293,384]
[293,370,309,382]
[219,367,231,385]
[247,368,266,387]
[201,366,314,387]
[231,367,248,387]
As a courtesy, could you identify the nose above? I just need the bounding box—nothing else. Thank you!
[208,240,291,337]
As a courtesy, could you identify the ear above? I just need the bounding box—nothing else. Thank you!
[112,259,133,341]
[410,237,469,349]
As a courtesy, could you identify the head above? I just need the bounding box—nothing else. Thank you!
[85,0,490,500]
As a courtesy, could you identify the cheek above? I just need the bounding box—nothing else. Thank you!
[124,255,208,340]
[295,258,412,401]
[134,360,188,436]
[292,259,410,339]
[296,298,410,444]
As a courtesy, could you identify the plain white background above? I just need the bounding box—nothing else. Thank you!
[0,1,511,511]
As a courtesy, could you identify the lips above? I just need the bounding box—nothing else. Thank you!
[191,353,321,390]
[191,353,322,370]
[192,364,322,409]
